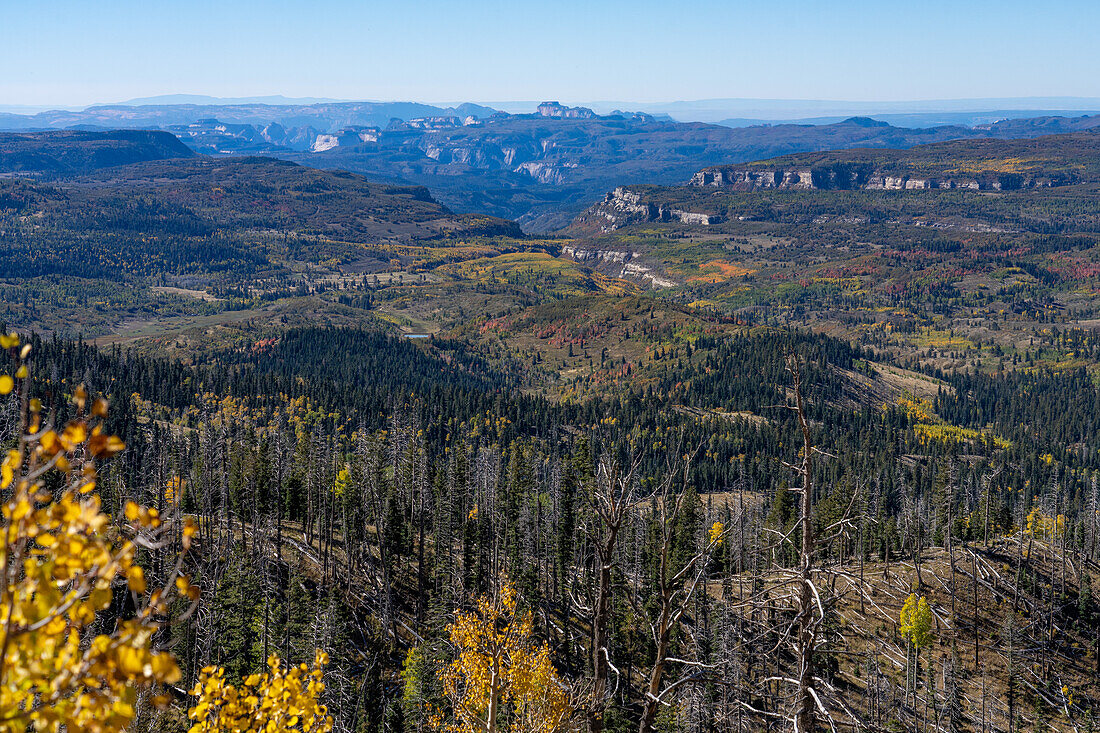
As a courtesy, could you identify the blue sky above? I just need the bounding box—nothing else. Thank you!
[2,0,1098,107]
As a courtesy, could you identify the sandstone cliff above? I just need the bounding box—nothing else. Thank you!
[560,244,677,288]
[573,186,722,232]
[536,101,596,119]
[688,164,1061,191]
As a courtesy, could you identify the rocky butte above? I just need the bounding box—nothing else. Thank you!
[535,101,597,119]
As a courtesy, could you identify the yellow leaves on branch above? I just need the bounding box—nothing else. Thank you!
[899,593,933,650]
[165,475,184,508]
[437,580,571,733]
[1,332,330,733]
[332,466,349,499]
[187,650,334,733]
[0,334,195,733]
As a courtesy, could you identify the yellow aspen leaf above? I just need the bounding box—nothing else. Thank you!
[127,566,147,594]
[151,654,182,684]
[62,422,87,445]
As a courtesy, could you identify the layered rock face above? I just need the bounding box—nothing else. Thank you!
[309,127,381,152]
[690,168,813,189]
[574,187,722,232]
[560,245,677,288]
[691,166,1060,191]
[515,161,577,184]
[535,101,596,119]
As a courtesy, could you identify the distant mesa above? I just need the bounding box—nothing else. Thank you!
[0,129,194,175]
[5,153,523,244]
[571,130,1100,235]
[536,101,596,119]
[688,132,1100,192]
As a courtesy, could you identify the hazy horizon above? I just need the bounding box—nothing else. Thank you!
[3,0,1099,109]
[4,95,1100,128]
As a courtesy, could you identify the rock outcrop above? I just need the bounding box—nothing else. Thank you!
[561,246,631,264]
[407,116,463,130]
[691,165,1063,192]
[310,134,340,152]
[561,245,677,288]
[690,168,813,189]
[574,187,722,232]
[535,101,596,119]
[515,161,576,184]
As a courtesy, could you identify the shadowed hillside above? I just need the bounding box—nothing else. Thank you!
[0,129,194,175]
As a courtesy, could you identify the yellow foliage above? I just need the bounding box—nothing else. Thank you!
[439,581,571,733]
[895,395,934,423]
[0,335,193,733]
[1026,507,1066,541]
[914,422,1010,450]
[708,521,725,546]
[165,475,184,508]
[332,466,350,499]
[685,260,755,284]
[899,593,933,649]
[188,650,334,733]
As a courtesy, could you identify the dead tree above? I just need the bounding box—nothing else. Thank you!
[786,355,820,733]
[619,447,730,733]
[588,452,642,733]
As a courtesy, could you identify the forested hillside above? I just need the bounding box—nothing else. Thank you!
[4,318,1097,732]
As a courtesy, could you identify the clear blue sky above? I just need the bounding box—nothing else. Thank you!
[3,0,1098,107]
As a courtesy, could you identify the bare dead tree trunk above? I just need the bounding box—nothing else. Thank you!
[636,448,726,733]
[789,356,817,733]
[589,455,637,733]
[638,603,673,733]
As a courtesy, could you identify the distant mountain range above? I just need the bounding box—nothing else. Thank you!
[114,94,350,106]
[715,109,1100,129]
[0,100,501,132]
[577,96,1100,125]
[266,111,1100,230]
[8,95,1100,126]
[3,100,1100,232]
